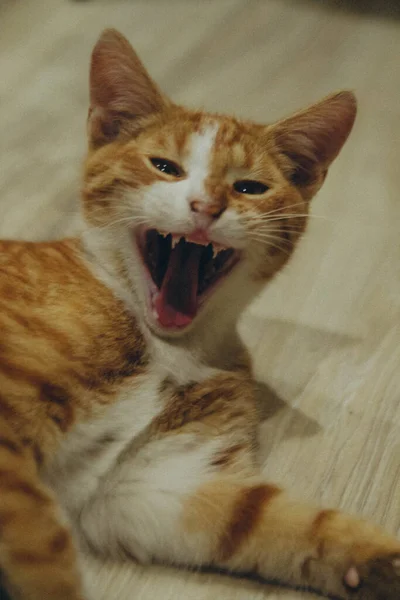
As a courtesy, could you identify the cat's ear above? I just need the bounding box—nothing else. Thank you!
[270,91,357,189]
[88,29,167,147]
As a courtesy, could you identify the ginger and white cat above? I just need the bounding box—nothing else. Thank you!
[0,29,399,600]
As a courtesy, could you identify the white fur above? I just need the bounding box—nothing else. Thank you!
[135,123,220,235]
[81,120,263,344]
[45,343,216,517]
[77,433,221,565]
[82,121,255,338]
[184,122,219,201]
[69,122,274,575]
[45,347,223,568]
[44,369,163,517]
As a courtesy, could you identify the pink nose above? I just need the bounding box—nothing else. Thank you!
[190,199,225,220]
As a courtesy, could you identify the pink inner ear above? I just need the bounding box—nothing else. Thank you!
[272,91,357,174]
[88,29,166,145]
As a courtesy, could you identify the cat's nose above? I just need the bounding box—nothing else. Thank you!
[190,200,226,226]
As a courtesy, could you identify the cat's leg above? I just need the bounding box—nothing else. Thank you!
[80,370,400,600]
[0,415,84,600]
[181,478,400,599]
[83,454,400,599]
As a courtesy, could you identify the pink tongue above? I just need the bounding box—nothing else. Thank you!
[154,242,202,328]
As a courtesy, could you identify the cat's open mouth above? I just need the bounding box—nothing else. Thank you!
[136,228,239,330]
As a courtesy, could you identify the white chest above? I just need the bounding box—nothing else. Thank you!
[44,370,163,518]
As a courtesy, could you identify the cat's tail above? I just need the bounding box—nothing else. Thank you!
[0,413,84,600]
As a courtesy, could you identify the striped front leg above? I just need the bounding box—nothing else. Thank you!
[183,479,400,599]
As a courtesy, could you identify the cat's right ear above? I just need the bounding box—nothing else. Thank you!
[269,91,357,193]
[88,29,167,148]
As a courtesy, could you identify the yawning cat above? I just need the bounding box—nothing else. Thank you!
[0,29,399,600]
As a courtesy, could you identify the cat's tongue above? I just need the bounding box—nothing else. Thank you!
[154,240,202,328]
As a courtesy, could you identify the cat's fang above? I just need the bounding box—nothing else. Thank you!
[212,243,226,257]
[171,235,181,249]
[136,228,241,329]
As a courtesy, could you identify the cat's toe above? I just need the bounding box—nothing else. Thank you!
[344,553,400,599]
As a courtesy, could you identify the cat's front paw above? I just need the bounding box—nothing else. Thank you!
[343,553,400,599]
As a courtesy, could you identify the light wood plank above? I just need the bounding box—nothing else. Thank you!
[1,1,399,598]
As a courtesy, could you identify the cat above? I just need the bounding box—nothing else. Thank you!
[0,27,399,600]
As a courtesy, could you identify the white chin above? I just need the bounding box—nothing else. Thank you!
[145,311,196,338]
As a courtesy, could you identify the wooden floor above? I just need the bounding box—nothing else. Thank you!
[1,0,399,598]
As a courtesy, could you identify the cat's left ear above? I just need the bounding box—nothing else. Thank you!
[88,29,168,148]
[269,91,357,191]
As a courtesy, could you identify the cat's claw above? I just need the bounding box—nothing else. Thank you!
[344,553,400,599]
[344,566,360,589]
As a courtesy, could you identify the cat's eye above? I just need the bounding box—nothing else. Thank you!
[150,157,183,178]
[233,180,269,195]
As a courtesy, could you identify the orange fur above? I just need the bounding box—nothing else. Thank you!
[0,27,399,600]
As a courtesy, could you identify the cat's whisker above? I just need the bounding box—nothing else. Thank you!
[88,203,132,212]
[245,205,330,220]
[263,201,308,214]
[91,216,150,232]
[250,232,295,244]
[243,201,306,219]
[250,233,296,242]
[248,224,306,236]
[264,242,293,257]
[255,225,306,233]
[260,202,329,219]
[87,207,137,220]
[250,229,295,240]
[246,213,328,224]
[249,234,294,255]
[267,214,327,221]
[248,201,309,219]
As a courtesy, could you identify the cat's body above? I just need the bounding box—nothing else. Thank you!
[0,29,399,600]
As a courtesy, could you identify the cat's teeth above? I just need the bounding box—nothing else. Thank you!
[212,243,226,256]
[171,235,181,249]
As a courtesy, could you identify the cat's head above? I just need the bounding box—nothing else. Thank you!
[82,29,356,339]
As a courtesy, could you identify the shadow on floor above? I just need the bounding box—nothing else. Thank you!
[71,0,400,20]
[288,0,400,20]
[256,381,321,438]
[0,585,12,600]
